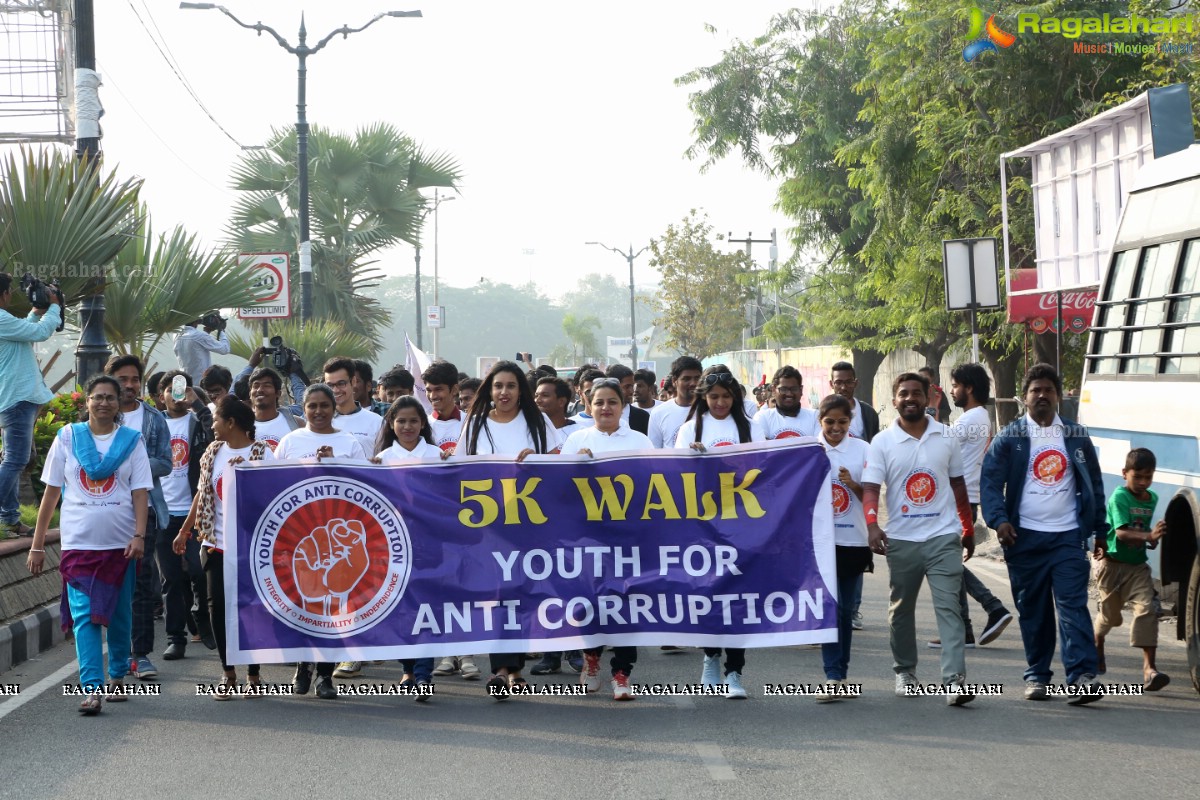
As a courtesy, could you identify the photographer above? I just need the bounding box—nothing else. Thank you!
[0,271,62,538]
[173,312,230,384]
[235,343,307,415]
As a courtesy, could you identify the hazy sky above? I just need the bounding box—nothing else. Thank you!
[6,0,811,313]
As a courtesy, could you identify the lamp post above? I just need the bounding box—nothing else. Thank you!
[431,190,455,358]
[585,241,648,369]
[180,3,422,326]
[413,190,455,354]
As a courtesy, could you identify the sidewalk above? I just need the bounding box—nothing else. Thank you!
[0,531,65,674]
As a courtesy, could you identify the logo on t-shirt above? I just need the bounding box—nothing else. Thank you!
[259,435,281,452]
[216,475,224,500]
[436,438,457,453]
[170,436,189,474]
[711,438,737,448]
[1030,447,1067,487]
[772,429,802,439]
[832,481,851,517]
[903,469,938,509]
[77,468,117,499]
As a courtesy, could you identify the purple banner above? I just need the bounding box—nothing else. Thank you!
[226,441,835,663]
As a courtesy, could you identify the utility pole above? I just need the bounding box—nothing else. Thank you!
[728,231,772,348]
[73,0,111,383]
[585,241,649,369]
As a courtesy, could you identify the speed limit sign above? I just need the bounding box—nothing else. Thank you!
[237,253,291,320]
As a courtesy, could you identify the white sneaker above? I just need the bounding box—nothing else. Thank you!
[816,679,843,704]
[432,657,458,676]
[459,657,481,680]
[332,661,361,678]
[894,672,919,697]
[612,671,633,701]
[701,655,722,688]
[945,674,976,707]
[580,652,602,693]
[724,671,747,699]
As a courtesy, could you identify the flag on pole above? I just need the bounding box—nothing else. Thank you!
[404,333,433,414]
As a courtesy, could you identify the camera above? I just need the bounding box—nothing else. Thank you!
[20,273,64,332]
[515,351,533,362]
[265,335,291,371]
[200,311,226,332]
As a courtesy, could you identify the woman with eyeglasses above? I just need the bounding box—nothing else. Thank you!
[674,364,764,699]
[174,395,275,700]
[27,375,153,715]
[459,360,564,699]
[559,377,653,700]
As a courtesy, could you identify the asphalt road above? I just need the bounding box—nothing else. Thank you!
[3,554,1197,800]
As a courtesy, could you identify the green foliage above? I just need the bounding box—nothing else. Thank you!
[562,312,601,362]
[0,147,141,313]
[226,123,462,345]
[560,272,655,340]
[649,210,752,358]
[21,505,58,530]
[226,319,375,377]
[103,208,260,359]
[30,390,86,499]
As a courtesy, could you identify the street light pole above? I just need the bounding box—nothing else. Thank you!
[585,240,648,369]
[180,3,422,326]
[431,190,455,359]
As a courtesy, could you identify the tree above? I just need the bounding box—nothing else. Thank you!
[649,210,751,358]
[226,123,461,346]
[560,272,655,340]
[226,318,374,378]
[0,147,141,314]
[103,209,259,359]
[561,312,601,362]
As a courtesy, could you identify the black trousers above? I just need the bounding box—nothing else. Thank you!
[157,514,209,645]
[202,549,259,676]
[490,653,527,673]
[131,509,160,656]
[584,646,637,675]
[704,648,745,675]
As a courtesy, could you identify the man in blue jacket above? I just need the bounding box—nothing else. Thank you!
[981,363,1105,704]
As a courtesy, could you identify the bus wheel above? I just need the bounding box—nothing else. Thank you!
[1190,554,1200,694]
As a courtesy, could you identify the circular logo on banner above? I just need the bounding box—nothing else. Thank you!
[1031,447,1067,487]
[831,481,851,516]
[1069,316,1087,333]
[77,468,117,499]
[1029,317,1048,334]
[903,469,938,507]
[251,477,411,638]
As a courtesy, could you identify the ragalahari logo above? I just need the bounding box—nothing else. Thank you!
[963,7,1017,61]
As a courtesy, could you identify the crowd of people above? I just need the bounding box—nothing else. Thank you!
[0,287,1174,715]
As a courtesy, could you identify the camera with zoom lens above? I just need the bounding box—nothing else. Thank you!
[20,272,65,332]
[200,311,226,332]
[265,335,291,371]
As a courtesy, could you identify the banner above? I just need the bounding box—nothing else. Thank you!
[225,441,835,663]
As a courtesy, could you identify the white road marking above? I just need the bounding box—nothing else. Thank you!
[0,649,88,721]
[694,741,736,781]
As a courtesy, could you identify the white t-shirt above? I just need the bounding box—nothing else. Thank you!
[274,428,367,461]
[334,407,383,454]
[821,435,870,547]
[569,412,596,429]
[756,407,819,440]
[561,423,653,455]
[648,401,692,449]
[743,398,759,418]
[41,426,154,551]
[120,403,144,436]
[862,419,964,542]
[847,398,865,440]
[459,412,563,456]
[1018,414,1078,532]
[952,405,990,504]
[254,411,296,453]
[378,440,443,463]
[210,443,275,550]
[673,414,765,449]
[162,414,193,514]
[429,415,463,453]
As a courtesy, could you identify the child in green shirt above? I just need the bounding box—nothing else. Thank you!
[1093,448,1168,691]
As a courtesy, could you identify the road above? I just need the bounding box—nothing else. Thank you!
[2,554,1197,800]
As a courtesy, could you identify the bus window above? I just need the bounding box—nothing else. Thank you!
[1162,239,1200,375]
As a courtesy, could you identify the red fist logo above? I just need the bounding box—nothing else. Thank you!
[292,518,371,615]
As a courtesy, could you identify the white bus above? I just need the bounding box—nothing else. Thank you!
[1081,142,1200,692]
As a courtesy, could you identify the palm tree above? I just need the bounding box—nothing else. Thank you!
[226,318,374,379]
[102,208,261,360]
[226,123,462,344]
[562,312,601,363]
[0,147,141,312]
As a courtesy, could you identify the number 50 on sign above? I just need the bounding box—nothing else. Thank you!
[237,253,292,320]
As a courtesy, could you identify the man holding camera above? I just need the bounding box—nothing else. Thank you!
[0,272,62,537]
[173,312,230,384]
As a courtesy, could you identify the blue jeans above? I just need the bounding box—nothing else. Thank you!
[1004,527,1099,684]
[401,658,435,682]
[68,560,136,691]
[0,400,39,525]
[822,570,861,681]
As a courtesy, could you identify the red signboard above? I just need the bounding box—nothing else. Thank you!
[1007,269,1097,333]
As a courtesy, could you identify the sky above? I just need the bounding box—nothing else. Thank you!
[4,0,814,312]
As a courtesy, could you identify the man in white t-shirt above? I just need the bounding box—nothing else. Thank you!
[981,364,1106,703]
[423,360,464,453]
[757,366,818,440]
[248,367,303,451]
[927,363,1012,651]
[633,368,661,411]
[862,371,977,705]
[648,356,703,448]
[323,357,383,456]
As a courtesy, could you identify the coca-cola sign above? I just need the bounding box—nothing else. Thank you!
[1007,269,1098,330]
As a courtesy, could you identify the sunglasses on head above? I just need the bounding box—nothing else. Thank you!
[702,372,736,387]
[592,378,623,391]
